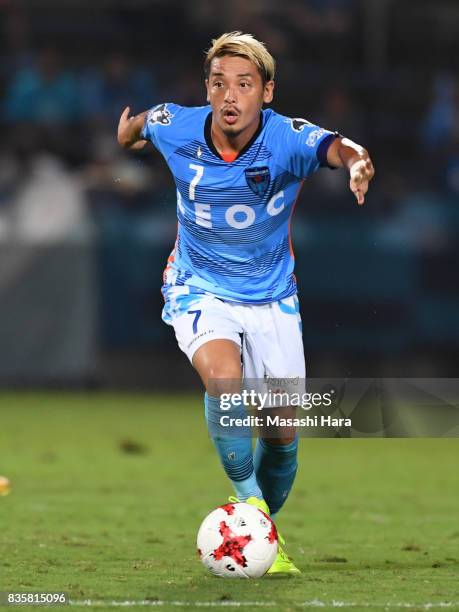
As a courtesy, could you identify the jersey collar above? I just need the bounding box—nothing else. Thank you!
[204,111,263,162]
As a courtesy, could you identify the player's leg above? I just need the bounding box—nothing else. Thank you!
[192,338,241,393]
[241,295,304,573]
[193,338,263,502]
[254,429,299,520]
[253,406,300,521]
[249,295,304,519]
[255,413,301,574]
[254,400,299,520]
[163,288,263,502]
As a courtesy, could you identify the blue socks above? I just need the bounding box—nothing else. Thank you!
[253,436,298,518]
[205,393,299,514]
[205,393,262,501]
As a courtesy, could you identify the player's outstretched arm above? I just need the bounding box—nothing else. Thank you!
[117,106,148,150]
[326,137,375,205]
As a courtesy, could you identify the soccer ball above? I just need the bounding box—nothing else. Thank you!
[197,502,278,578]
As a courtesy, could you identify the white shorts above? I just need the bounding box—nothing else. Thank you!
[162,287,306,395]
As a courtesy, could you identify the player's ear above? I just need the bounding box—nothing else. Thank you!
[263,80,274,104]
[205,79,210,103]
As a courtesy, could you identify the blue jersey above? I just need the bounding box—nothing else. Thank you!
[141,103,336,304]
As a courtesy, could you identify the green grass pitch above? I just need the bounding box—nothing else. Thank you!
[0,392,458,611]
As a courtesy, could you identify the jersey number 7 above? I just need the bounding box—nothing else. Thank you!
[188,309,202,334]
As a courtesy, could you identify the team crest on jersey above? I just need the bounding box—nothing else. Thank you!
[289,117,313,132]
[245,166,270,196]
[147,103,173,126]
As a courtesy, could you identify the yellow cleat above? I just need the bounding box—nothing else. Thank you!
[242,496,270,515]
[228,496,301,575]
[266,532,301,575]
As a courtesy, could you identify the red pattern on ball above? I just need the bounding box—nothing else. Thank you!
[213,521,252,567]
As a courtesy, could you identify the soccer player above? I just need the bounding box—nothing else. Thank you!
[118,32,374,574]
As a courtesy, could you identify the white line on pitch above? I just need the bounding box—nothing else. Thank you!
[69,600,459,608]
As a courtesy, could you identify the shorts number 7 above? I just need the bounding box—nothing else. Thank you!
[188,309,202,334]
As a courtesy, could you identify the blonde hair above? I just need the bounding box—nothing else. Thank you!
[204,31,275,83]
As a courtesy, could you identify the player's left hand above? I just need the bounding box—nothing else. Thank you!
[349,158,374,205]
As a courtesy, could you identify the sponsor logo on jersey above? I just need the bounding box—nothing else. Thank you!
[306,128,325,146]
[147,103,174,126]
[244,166,270,197]
[289,117,313,132]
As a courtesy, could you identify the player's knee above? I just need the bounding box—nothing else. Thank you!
[206,363,241,379]
[206,366,242,396]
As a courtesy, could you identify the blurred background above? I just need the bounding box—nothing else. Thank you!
[0,0,458,389]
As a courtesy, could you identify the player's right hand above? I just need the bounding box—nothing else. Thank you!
[117,106,132,145]
[117,106,147,149]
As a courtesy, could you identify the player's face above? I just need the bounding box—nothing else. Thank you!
[206,55,274,138]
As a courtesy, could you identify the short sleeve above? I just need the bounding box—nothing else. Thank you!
[274,116,338,179]
[140,102,181,160]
